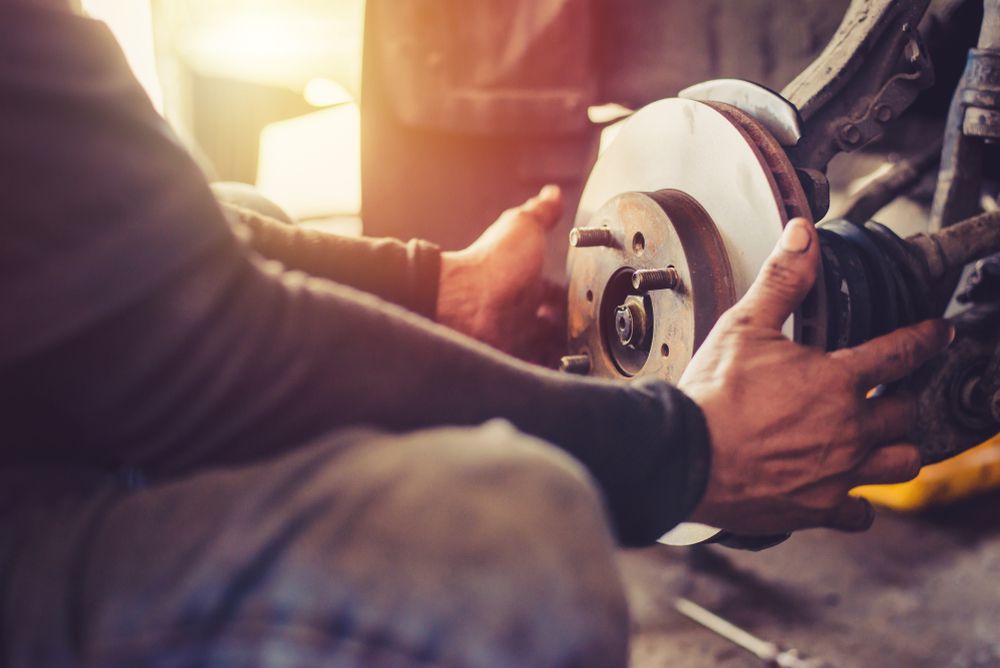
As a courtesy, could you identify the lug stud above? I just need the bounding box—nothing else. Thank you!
[570,227,614,248]
[559,354,591,374]
[632,267,680,291]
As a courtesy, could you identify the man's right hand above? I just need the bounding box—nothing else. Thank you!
[680,218,953,536]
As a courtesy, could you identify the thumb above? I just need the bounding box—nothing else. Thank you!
[730,217,819,331]
[522,185,563,231]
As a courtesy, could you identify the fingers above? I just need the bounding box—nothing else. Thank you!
[834,319,954,390]
[853,443,922,485]
[539,183,561,203]
[521,185,563,230]
[824,495,875,532]
[858,393,916,445]
[727,218,820,331]
[825,442,921,533]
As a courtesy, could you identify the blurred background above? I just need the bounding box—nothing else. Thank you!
[79,0,979,275]
[83,0,365,231]
[78,0,860,257]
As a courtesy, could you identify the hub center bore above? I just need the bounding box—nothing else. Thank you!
[615,296,649,348]
[567,189,736,382]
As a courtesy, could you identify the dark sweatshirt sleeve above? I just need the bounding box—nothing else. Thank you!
[4,236,711,545]
[0,2,711,546]
[221,201,442,320]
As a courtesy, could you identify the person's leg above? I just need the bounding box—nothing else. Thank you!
[1,421,629,667]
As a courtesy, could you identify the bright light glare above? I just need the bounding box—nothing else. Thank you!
[82,0,163,111]
[304,78,354,108]
[185,14,308,77]
[256,105,361,219]
[176,8,363,95]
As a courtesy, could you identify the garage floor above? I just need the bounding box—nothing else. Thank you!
[622,489,1000,668]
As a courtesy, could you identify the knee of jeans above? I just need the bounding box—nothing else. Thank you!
[249,424,629,667]
[449,419,599,500]
[385,421,630,667]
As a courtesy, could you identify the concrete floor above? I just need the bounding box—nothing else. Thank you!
[621,489,1000,668]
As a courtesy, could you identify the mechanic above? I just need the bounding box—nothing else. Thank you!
[0,3,953,667]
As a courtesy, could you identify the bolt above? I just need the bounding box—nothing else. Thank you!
[615,305,636,346]
[963,107,1000,140]
[570,227,614,248]
[840,124,862,145]
[875,105,893,123]
[559,354,591,374]
[632,267,680,291]
[613,295,649,348]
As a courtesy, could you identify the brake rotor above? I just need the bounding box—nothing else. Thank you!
[568,98,824,383]
[565,97,826,544]
[568,189,736,380]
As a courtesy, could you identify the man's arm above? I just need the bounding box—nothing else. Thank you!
[0,1,710,547]
[216,182,568,364]
[3,230,712,547]
[212,183,441,319]
[219,198,442,319]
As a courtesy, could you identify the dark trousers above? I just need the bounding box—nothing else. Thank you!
[0,421,629,667]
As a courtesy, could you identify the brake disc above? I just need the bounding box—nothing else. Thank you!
[567,98,824,383]
[565,97,827,544]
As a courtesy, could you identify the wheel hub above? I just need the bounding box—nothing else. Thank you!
[569,189,736,380]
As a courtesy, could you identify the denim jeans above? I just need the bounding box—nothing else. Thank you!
[0,421,629,667]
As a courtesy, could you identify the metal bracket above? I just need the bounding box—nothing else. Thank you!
[929,0,1000,294]
[960,49,1000,138]
[783,0,935,184]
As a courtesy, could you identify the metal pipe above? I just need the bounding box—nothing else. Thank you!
[838,138,942,224]
[908,209,1000,278]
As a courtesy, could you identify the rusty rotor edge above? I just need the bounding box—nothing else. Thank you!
[704,101,828,352]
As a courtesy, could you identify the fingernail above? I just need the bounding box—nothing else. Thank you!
[780,218,812,253]
[540,184,560,199]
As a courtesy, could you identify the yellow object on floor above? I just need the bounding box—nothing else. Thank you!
[855,433,1000,510]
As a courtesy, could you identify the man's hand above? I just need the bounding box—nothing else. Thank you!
[437,185,565,364]
[681,218,953,536]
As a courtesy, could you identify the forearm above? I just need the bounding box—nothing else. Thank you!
[4,234,710,545]
[222,202,441,319]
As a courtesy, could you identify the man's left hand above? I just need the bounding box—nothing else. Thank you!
[437,185,565,365]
